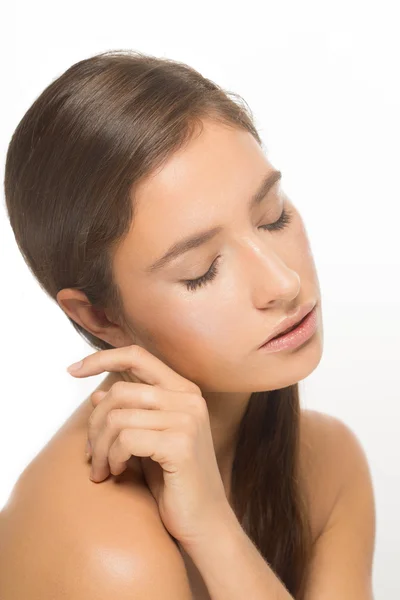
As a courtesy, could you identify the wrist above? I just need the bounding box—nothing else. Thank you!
[179,502,240,555]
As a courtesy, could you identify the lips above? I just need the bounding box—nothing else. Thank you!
[259,301,317,348]
[271,315,307,338]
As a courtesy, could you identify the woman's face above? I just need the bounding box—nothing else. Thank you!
[112,118,323,392]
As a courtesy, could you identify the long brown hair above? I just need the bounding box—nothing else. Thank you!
[4,49,312,598]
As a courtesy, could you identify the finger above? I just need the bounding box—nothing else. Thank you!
[87,383,200,458]
[90,389,107,407]
[90,408,188,481]
[87,382,156,461]
[87,382,204,446]
[67,344,201,395]
[88,382,158,443]
[108,428,164,478]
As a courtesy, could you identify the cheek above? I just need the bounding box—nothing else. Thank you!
[161,296,240,349]
[126,294,240,387]
[141,289,244,370]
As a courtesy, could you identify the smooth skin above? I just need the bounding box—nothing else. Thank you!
[61,117,325,484]
[0,118,376,598]
[67,344,232,549]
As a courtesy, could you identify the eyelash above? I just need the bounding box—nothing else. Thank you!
[183,207,293,292]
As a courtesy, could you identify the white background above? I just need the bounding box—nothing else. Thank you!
[0,1,399,597]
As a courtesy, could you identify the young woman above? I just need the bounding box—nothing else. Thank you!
[0,49,375,599]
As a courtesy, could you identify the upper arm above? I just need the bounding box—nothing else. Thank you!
[0,495,193,600]
[59,534,194,600]
[1,525,193,600]
[303,417,377,600]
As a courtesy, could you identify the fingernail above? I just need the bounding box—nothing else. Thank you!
[67,360,83,374]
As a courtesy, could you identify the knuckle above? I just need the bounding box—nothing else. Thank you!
[90,390,99,402]
[187,393,208,417]
[179,381,201,396]
[110,380,127,396]
[129,344,145,360]
[105,409,120,428]
[188,382,202,395]
[136,384,157,408]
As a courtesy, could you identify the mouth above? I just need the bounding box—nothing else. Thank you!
[258,301,317,348]
[258,304,318,353]
[272,318,306,338]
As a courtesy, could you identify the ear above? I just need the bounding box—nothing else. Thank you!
[90,390,108,407]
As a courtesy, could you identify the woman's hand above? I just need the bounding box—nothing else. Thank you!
[66,344,231,548]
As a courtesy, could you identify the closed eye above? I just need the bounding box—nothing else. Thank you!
[258,206,292,233]
[182,207,293,292]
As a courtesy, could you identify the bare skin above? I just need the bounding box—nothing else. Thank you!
[58,117,324,480]
[0,372,341,599]
[0,119,333,597]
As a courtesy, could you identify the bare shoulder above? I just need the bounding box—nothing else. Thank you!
[0,420,192,598]
[299,410,376,597]
[300,408,371,484]
[299,408,373,542]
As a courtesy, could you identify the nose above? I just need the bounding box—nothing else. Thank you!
[237,236,300,305]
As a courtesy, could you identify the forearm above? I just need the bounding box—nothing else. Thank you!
[182,505,294,600]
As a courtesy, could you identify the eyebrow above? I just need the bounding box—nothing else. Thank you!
[145,169,282,274]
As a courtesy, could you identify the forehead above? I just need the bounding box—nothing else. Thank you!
[114,120,272,273]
